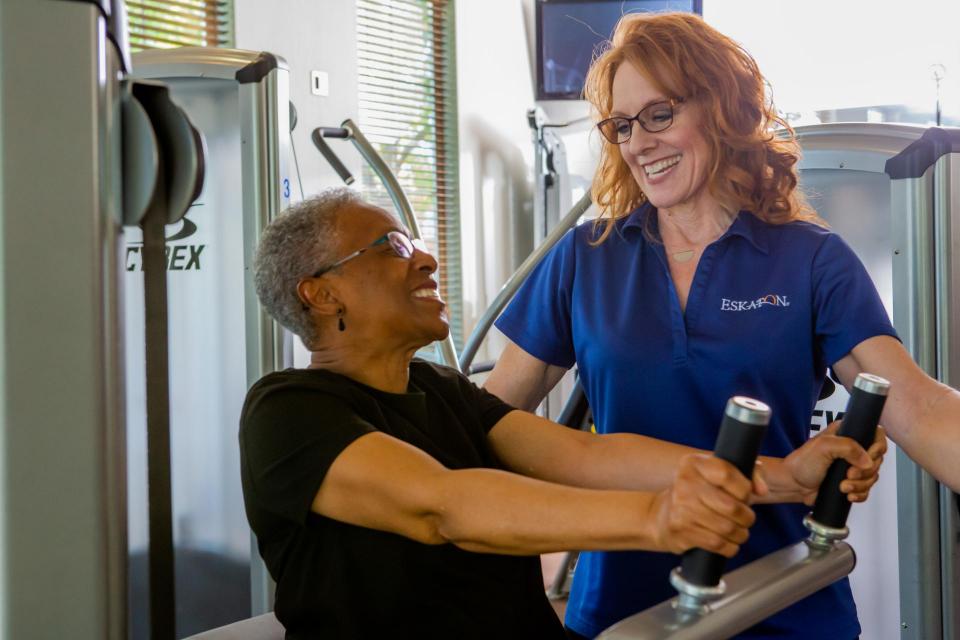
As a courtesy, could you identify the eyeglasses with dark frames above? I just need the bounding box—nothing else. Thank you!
[311,230,427,277]
[597,97,685,145]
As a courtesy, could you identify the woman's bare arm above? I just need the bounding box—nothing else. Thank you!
[833,334,960,492]
[311,431,755,557]
[483,340,567,411]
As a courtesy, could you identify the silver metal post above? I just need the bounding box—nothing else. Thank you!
[802,513,850,549]
[933,150,960,640]
[133,46,294,619]
[892,171,945,639]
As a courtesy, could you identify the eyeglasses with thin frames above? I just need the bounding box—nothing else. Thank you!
[597,97,685,145]
[311,230,427,277]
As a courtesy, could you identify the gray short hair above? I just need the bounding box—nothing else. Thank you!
[253,187,361,348]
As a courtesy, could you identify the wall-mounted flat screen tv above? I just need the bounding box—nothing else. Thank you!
[536,0,703,100]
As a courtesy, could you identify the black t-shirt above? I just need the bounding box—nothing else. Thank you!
[239,359,565,639]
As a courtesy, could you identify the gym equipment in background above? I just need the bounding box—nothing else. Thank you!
[0,2,205,638]
[129,47,293,635]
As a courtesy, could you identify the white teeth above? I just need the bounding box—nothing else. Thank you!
[412,288,440,299]
[644,155,681,176]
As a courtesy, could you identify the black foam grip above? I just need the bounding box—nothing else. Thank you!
[680,409,767,587]
[811,385,887,528]
[317,126,351,139]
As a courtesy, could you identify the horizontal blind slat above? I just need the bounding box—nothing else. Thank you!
[366,149,442,162]
[357,53,437,76]
[126,14,230,34]
[357,6,436,33]
[128,0,224,19]
[357,20,445,43]
[356,17,434,42]
[358,89,438,108]
[359,88,438,108]
[129,22,208,42]
[130,33,205,48]
[355,109,438,128]
[357,34,435,60]
[358,66,434,85]
[357,127,438,140]
[129,0,230,51]
[356,45,447,69]
[360,0,433,22]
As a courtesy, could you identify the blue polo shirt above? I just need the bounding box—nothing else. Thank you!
[495,203,896,639]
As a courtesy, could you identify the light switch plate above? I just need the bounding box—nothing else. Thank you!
[311,70,329,97]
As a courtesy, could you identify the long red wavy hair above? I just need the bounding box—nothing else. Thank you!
[584,12,822,243]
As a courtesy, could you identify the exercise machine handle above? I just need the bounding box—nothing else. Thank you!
[316,126,351,139]
[311,128,354,185]
[680,397,770,588]
[810,373,889,528]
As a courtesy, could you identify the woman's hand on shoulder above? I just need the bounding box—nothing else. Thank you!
[649,454,760,556]
[782,423,886,505]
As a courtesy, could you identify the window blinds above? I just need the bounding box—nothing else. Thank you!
[126,0,233,51]
[357,0,463,348]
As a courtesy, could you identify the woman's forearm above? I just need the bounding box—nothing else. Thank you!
[431,456,753,560]
[432,467,661,554]
[835,336,960,493]
[893,382,960,493]
[490,411,794,498]
[489,411,698,492]
[572,432,697,490]
[576,435,806,503]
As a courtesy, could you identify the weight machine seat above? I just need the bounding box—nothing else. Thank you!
[185,613,284,640]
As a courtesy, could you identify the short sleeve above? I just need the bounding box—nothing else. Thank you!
[457,373,517,432]
[240,380,375,524]
[812,233,898,365]
[494,229,577,367]
[415,360,518,433]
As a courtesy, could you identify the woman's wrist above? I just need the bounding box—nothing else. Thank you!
[637,490,666,551]
[754,456,809,504]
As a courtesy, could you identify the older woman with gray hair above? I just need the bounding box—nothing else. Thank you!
[239,188,880,639]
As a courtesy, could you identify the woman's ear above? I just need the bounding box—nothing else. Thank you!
[297,278,342,317]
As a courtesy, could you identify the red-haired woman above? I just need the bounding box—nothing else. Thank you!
[487,11,960,640]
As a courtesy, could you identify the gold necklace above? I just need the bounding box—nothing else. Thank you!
[672,249,696,263]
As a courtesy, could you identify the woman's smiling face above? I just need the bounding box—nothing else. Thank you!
[327,204,449,348]
[611,62,715,214]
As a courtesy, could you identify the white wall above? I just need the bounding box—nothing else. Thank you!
[706,0,960,119]
[235,0,361,369]
[235,0,363,199]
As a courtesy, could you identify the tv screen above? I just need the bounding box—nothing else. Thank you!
[537,0,703,100]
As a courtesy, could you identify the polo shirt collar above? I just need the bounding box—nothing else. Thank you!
[619,202,769,255]
[724,209,770,255]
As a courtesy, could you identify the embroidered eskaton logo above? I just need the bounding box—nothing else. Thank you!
[720,294,791,311]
